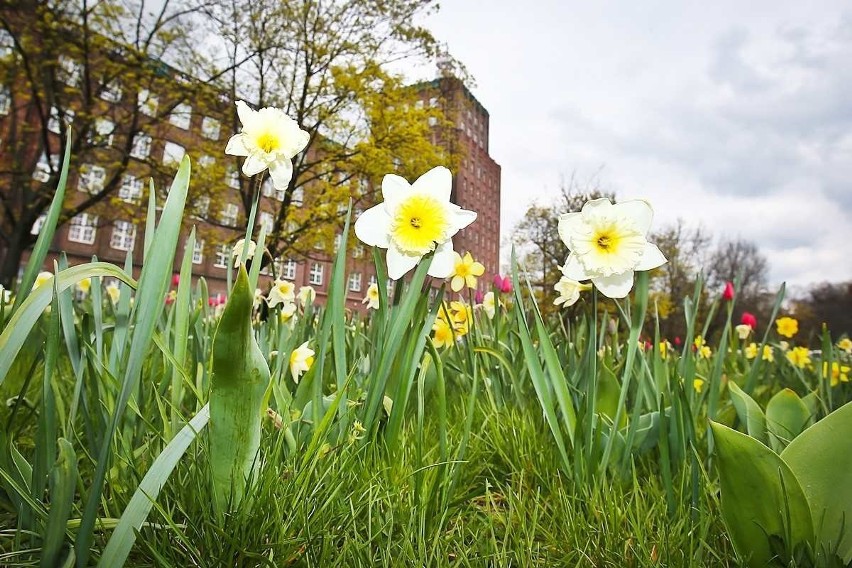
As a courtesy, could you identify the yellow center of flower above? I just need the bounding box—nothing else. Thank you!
[574,216,645,277]
[255,130,281,154]
[390,194,449,255]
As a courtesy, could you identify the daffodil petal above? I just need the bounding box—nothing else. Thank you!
[225,134,250,157]
[412,166,452,202]
[268,158,294,190]
[283,125,310,156]
[615,200,654,235]
[471,262,485,276]
[387,246,419,280]
[381,174,411,210]
[242,154,267,176]
[236,100,257,130]
[636,242,667,271]
[448,207,477,235]
[592,271,635,298]
[451,275,464,292]
[557,212,583,248]
[562,254,590,281]
[354,205,392,248]
[580,197,614,216]
[428,239,456,279]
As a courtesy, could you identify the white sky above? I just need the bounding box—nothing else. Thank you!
[409,1,852,289]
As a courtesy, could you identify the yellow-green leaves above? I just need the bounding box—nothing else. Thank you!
[209,267,271,515]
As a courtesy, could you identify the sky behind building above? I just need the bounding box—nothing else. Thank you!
[409,1,852,289]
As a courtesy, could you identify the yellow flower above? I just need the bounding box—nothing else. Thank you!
[824,362,851,387]
[289,341,315,383]
[268,279,295,308]
[450,252,485,292]
[77,277,91,295]
[105,282,121,305]
[449,300,473,335]
[694,335,706,349]
[693,378,705,392]
[33,271,53,291]
[698,345,712,359]
[362,283,380,310]
[760,345,774,362]
[838,338,852,354]
[775,316,798,338]
[735,324,752,340]
[432,316,455,349]
[225,100,309,190]
[659,341,672,360]
[786,347,811,369]
[279,302,297,322]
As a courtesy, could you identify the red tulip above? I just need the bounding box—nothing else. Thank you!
[493,274,512,294]
[674,336,682,347]
[172,274,180,287]
[722,281,735,301]
[741,311,757,329]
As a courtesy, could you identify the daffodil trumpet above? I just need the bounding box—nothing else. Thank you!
[209,266,271,515]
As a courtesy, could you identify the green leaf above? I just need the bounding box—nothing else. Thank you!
[728,381,768,445]
[40,438,78,568]
[766,389,810,453]
[782,401,852,563]
[710,421,814,567]
[597,361,627,429]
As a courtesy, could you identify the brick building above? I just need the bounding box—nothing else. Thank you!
[0,15,501,311]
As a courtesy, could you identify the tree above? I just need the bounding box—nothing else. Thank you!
[208,0,461,264]
[0,0,250,287]
[792,281,852,342]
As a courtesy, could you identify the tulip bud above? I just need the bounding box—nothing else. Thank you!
[722,281,735,301]
[172,273,181,287]
[674,336,682,347]
[741,311,757,329]
[474,289,485,304]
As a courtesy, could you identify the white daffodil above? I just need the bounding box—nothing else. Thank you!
[105,282,121,305]
[558,198,667,298]
[354,166,477,280]
[279,301,297,322]
[0,285,11,303]
[554,277,590,307]
[232,238,256,267]
[362,283,380,310]
[225,100,310,190]
[289,341,315,383]
[482,291,501,319]
[33,271,53,291]
[298,285,315,306]
[267,279,295,308]
[76,277,91,295]
[735,324,752,340]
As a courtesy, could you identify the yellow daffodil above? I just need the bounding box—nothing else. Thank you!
[450,300,473,335]
[289,341,315,383]
[786,347,811,369]
[33,271,53,291]
[838,338,852,354]
[432,316,455,349]
[694,336,706,349]
[77,277,91,295]
[554,277,590,308]
[698,345,712,359]
[761,345,774,362]
[735,324,752,340]
[279,302,297,322]
[450,252,485,292]
[824,361,850,387]
[693,378,705,392]
[659,341,672,360]
[362,283,380,310]
[267,279,295,308]
[232,238,256,268]
[298,286,315,306]
[745,342,758,359]
[225,100,309,189]
[559,198,667,298]
[354,166,477,280]
[775,316,798,338]
[105,282,121,305]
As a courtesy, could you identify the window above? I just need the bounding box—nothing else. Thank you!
[274,188,286,202]
[169,103,192,129]
[192,239,204,265]
[415,100,424,109]
[118,175,143,203]
[67,213,98,244]
[354,244,364,258]
[195,195,210,217]
[0,86,9,115]
[162,141,185,166]
[309,263,323,286]
[427,116,437,127]
[31,214,46,235]
[78,164,106,194]
[259,212,273,234]
[92,118,114,147]
[281,259,297,280]
[130,134,152,159]
[261,178,274,197]
[333,233,342,250]
[48,106,74,134]
[100,80,122,103]
[348,272,362,292]
[0,29,13,58]
[138,89,158,117]
[214,244,229,268]
[32,154,58,182]
[368,274,377,287]
[429,97,438,108]
[227,168,240,189]
[58,56,81,86]
[110,221,136,251]
[201,116,220,140]
[220,203,238,227]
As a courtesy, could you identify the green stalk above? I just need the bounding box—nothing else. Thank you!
[209,267,270,515]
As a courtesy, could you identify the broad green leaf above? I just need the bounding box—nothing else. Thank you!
[766,389,810,453]
[710,421,813,567]
[597,362,627,429]
[728,381,768,445]
[782,401,852,563]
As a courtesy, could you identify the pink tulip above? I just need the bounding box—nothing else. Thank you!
[741,312,757,329]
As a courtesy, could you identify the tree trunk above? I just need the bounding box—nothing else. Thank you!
[0,223,31,290]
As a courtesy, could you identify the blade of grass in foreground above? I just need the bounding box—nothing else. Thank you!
[98,404,210,567]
